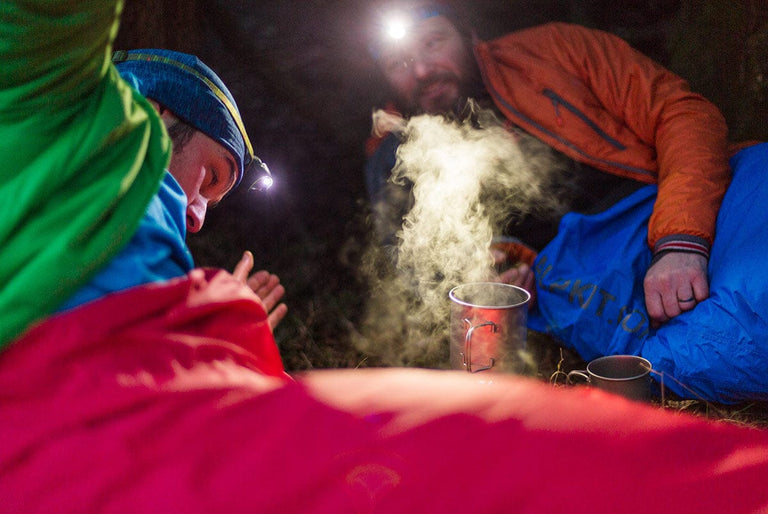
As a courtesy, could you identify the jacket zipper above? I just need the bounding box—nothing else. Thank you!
[475,51,654,178]
[543,89,626,150]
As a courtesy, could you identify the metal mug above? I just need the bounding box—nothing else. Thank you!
[449,282,530,373]
[567,355,652,402]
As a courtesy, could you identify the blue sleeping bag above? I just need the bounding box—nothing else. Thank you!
[528,142,768,403]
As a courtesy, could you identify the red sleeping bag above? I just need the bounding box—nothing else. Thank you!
[2,269,768,513]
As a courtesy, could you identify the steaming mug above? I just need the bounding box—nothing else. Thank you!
[567,355,652,402]
[449,282,530,373]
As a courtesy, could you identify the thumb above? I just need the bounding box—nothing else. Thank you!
[232,251,254,283]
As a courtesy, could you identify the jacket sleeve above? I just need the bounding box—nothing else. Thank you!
[0,0,170,347]
[480,23,731,256]
[548,23,730,256]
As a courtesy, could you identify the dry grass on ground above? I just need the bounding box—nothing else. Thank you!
[276,297,768,430]
[193,200,768,431]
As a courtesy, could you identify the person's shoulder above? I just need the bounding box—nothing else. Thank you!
[499,21,596,39]
[483,22,579,46]
[487,22,614,51]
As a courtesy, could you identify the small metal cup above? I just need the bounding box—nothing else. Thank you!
[567,355,652,402]
[449,282,530,373]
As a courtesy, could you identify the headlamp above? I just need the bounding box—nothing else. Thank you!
[384,14,410,40]
[371,3,454,59]
[246,156,273,192]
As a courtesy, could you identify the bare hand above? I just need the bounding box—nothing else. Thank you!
[496,261,536,306]
[233,251,288,331]
[491,240,537,304]
[498,263,534,291]
[643,252,708,329]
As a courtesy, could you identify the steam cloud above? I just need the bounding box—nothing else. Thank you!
[355,104,570,368]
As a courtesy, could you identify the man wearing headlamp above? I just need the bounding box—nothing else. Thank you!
[58,49,287,328]
[364,0,732,328]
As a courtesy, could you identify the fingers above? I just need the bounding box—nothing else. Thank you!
[247,270,287,331]
[674,269,708,312]
[261,282,286,312]
[498,264,534,291]
[498,266,519,285]
[188,268,207,290]
[690,266,710,303]
[246,269,271,291]
[645,282,684,329]
[520,265,535,293]
[248,270,287,331]
[491,248,508,266]
[229,254,288,330]
[232,251,254,283]
[497,264,536,307]
[676,289,697,312]
[644,252,709,328]
[267,303,288,332]
[247,270,283,301]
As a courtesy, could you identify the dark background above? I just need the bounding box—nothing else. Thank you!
[115,0,768,372]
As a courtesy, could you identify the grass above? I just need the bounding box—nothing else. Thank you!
[190,200,768,431]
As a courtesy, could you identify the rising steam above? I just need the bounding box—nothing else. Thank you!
[355,104,570,368]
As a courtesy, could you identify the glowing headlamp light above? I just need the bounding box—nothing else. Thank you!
[245,156,274,192]
[372,4,453,58]
[383,14,411,40]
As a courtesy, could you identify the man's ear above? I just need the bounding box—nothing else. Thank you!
[148,99,180,128]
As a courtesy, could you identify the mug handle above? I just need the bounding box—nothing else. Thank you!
[462,319,496,373]
[567,370,590,386]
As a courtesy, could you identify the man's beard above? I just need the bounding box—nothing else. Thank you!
[408,63,486,117]
[411,71,465,115]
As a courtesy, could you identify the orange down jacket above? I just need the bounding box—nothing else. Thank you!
[474,23,731,254]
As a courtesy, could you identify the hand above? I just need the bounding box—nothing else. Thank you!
[491,243,537,305]
[495,260,536,307]
[498,263,535,292]
[233,251,288,331]
[643,252,708,329]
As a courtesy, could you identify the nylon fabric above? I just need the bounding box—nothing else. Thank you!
[0,0,170,347]
[529,142,768,403]
[58,172,193,311]
[474,22,730,250]
[2,273,768,511]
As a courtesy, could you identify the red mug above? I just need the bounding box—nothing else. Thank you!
[449,282,530,373]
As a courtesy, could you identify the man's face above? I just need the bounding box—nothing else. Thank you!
[166,129,238,233]
[378,15,475,114]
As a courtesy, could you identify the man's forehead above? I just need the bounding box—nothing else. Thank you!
[411,14,456,37]
[378,14,458,55]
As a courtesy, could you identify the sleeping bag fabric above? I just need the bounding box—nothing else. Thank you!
[529,142,768,403]
[3,271,768,513]
[0,0,170,348]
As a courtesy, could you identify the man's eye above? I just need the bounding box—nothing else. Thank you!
[423,35,445,51]
[385,60,402,73]
[209,168,219,186]
[384,54,412,74]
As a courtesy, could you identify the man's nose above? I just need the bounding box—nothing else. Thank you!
[186,197,207,233]
[411,54,434,79]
